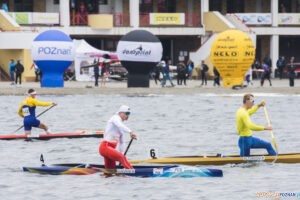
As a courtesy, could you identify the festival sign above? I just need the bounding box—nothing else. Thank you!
[8,12,59,24]
[210,29,255,87]
[32,13,59,24]
[149,13,185,25]
[278,14,300,24]
[235,13,271,25]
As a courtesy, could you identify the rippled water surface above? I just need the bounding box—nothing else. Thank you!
[1,93,300,200]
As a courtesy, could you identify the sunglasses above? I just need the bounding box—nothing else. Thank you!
[248,99,254,103]
[124,112,131,115]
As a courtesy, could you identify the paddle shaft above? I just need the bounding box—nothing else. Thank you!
[124,138,134,156]
[14,105,55,133]
[263,106,278,153]
[119,138,134,166]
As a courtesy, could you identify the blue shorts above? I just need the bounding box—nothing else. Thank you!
[24,117,40,131]
[238,136,277,156]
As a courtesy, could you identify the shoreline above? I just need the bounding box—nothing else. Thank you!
[0,79,299,95]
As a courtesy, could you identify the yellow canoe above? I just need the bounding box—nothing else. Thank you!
[129,153,300,166]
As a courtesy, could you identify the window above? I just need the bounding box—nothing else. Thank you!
[14,0,33,12]
[210,0,222,12]
[140,0,153,13]
[279,0,291,12]
[226,0,244,13]
[99,0,107,5]
[157,0,175,13]
[54,0,59,5]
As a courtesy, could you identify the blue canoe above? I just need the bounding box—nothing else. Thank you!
[23,163,223,178]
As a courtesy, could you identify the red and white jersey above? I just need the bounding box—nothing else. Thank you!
[103,114,131,153]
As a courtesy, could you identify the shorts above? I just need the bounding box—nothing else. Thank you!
[24,117,40,131]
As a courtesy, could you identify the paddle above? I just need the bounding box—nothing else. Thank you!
[119,138,134,166]
[124,138,134,156]
[13,105,56,133]
[263,104,278,154]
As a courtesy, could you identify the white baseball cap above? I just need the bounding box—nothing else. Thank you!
[118,105,130,113]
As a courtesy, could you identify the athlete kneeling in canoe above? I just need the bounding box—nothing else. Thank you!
[99,105,137,169]
[236,94,276,156]
[18,89,57,135]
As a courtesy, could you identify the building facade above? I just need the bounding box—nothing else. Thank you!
[0,0,299,81]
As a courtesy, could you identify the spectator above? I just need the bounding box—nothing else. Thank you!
[245,67,253,85]
[15,60,24,85]
[288,57,296,87]
[93,59,99,87]
[9,59,15,85]
[276,56,286,80]
[280,3,286,13]
[101,62,109,88]
[153,63,162,85]
[161,60,175,87]
[187,59,194,80]
[252,59,262,79]
[201,60,209,86]
[2,3,8,12]
[177,62,187,86]
[263,55,272,72]
[252,58,261,69]
[260,61,272,87]
[30,63,40,82]
[79,2,86,13]
[213,67,220,87]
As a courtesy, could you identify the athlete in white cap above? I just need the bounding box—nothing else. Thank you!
[99,105,137,169]
[18,88,57,135]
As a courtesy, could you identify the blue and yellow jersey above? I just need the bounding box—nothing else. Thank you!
[236,105,264,137]
[18,96,52,118]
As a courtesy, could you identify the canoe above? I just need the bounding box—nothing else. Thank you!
[23,163,223,178]
[0,130,103,140]
[129,153,300,166]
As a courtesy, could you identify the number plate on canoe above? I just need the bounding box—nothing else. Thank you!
[243,156,265,161]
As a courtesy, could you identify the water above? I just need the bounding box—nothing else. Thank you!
[1,94,300,200]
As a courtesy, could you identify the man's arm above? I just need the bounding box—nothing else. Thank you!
[242,112,265,131]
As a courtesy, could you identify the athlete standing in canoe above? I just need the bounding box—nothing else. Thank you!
[99,105,137,169]
[236,94,276,156]
[18,89,57,135]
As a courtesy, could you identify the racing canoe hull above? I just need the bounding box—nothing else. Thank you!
[23,164,223,177]
[129,153,300,166]
[0,130,103,140]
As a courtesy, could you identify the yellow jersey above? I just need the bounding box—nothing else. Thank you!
[236,105,264,137]
[18,96,52,118]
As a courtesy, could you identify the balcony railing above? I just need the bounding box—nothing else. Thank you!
[70,12,201,27]
[70,12,130,26]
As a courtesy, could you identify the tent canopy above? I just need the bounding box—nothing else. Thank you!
[73,39,113,56]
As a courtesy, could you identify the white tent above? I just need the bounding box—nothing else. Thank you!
[74,39,112,81]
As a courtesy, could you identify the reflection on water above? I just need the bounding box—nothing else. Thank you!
[0,94,300,200]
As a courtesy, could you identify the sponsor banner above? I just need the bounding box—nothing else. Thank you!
[8,12,59,24]
[210,29,255,87]
[278,13,300,24]
[31,41,74,61]
[235,13,272,25]
[8,12,32,24]
[32,13,59,24]
[236,13,300,25]
[149,13,185,25]
[117,41,162,62]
